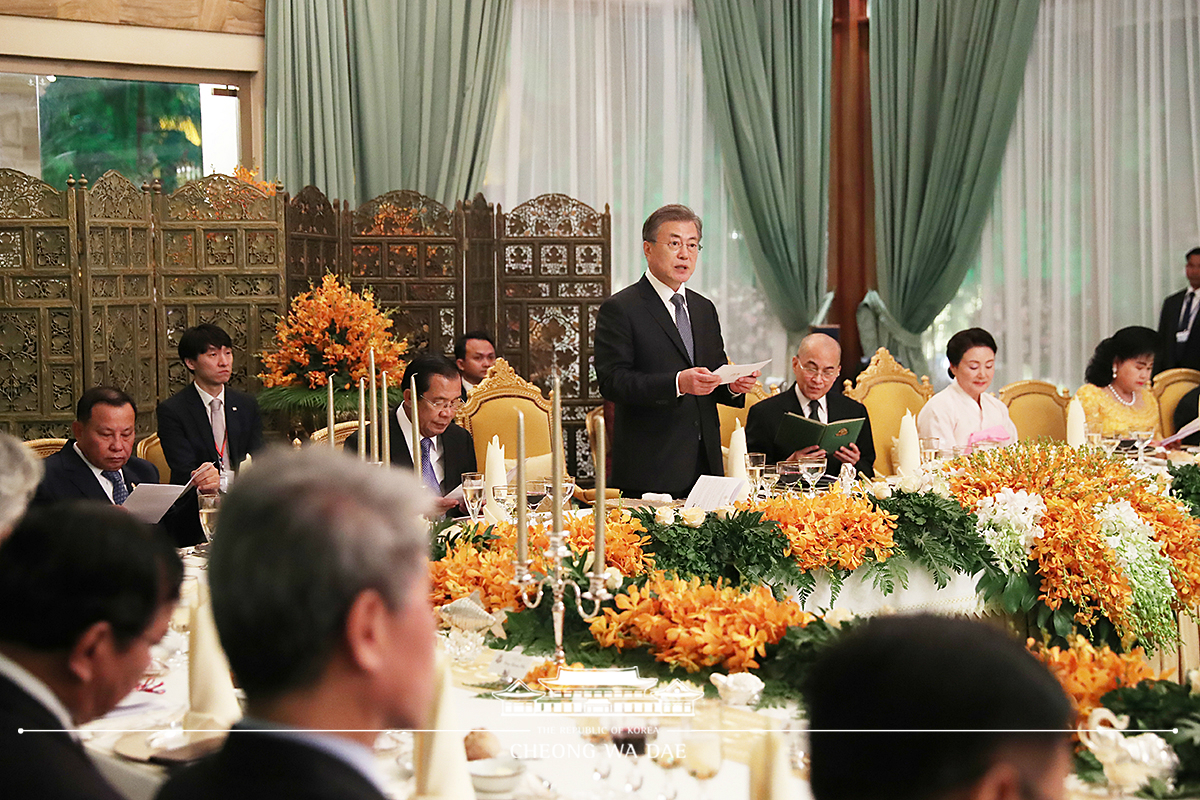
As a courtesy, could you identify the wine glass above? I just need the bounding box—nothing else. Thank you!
[652,725,684,800]
[776,461,801,495]
[1132,430,1154,463]
[549,476,577,511]
[919,437,940,465]
[744,452,765,497]
[525,480,547,515]
[759,465,779,500]
[491,484,517,521]
[797,456,826,497]
[461,472,485,523]
[682,714,723,800]
[197,492,220,543]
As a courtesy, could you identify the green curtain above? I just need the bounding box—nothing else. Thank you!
[347,0,513,207]
[862,0,1039,375]
[694,0,832,340]
[265,0,357,203]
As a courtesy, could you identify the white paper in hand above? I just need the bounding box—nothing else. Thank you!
[122,483,188,524]
[713,359,771,385]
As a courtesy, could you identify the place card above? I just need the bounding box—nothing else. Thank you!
[488,649,543,681]
[683,475,747,510]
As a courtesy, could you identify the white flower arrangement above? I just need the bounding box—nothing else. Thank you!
[1096,500,1176,647]
[679,507,708,528]
[871,462,953,500]
[976,488,1047,574]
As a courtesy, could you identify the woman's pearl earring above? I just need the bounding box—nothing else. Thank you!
[1112,367,1118,379]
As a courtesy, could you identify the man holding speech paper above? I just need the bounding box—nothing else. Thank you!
[594,205,759,499]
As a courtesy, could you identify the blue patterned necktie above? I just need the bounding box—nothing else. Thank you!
[670,293,694,363]
[102,469,128,505]
[421,437,441,494]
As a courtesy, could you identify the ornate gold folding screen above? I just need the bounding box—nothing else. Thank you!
[0,171,612,482]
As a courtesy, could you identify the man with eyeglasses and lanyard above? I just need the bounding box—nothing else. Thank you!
[594,204,760,500]
[344,353,475,515]
[745,333,875,477]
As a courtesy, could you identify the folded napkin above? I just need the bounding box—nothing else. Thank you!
[483,436,507,524]
[726,420,751,502]
[414,654,476,800]
[896,410,920,476]
[967,425,1012,450]
[749,730,791,800]
[1067,397,1086,447]
[187,589,241,730]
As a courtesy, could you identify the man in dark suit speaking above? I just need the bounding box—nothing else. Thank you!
[746,333,875,477]
[1155,246,1200,374]
[594,205,759,499]
[345,353,476,516]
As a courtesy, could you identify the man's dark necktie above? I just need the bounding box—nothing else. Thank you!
[1178,292,1195,360]
[102,470,128,505]
[670,293,694,363]
[808,399,821,421]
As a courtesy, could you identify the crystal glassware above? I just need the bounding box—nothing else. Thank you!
[776,461,801,495]
[462,472,485,523]
[744,452,765,497]
[1132,430,1154,463]
[491,484,517,521]
[197,492,220,543]
[797,456,825,497]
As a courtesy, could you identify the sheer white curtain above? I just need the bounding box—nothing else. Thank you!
[923,0,1200,391]
[483,0,789,374]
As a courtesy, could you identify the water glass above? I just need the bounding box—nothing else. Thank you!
[462,472,485,523]
[919,437,940,465]
[744,452,766,496]
[776,461,801,495]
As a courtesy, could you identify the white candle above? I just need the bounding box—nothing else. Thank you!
[327,374,336,450]
[368,349,378,462]
[1067,396,1086,448]
[381,371,390,463]
[551,373,562,536]
[410,375,420,471]
[358,377,367,460]
[595,416,605,571]
[516,410,527,565]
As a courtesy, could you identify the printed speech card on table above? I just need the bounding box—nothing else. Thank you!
[683,475,747,510]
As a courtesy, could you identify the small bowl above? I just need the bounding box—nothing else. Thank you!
[469,756,526,795]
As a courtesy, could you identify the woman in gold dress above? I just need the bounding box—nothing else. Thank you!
[1076,326,1161,437]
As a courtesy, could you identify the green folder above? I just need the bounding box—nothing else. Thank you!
[774,412,865,455]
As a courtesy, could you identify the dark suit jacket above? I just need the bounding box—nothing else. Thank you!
[343,412,476,496]
[155,728,388,800]
[156,385,263,546]
[0,672,124,800]
[32,441,159,506]
[1174,385,1200,446]
[1156,289,1200,373]
[594,276,744,499]
[156,385,264,482]
[745,385,876,478]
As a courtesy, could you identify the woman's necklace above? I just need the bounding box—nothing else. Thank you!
[1108,384,1136,407]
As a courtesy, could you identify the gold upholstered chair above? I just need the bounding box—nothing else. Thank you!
[310,420,362,449]
[843,348,934,476]
[454,358,554,473]
[24,437,66,459]
[1152,367,1200,437]
[718,380,777,450]
[135,434,170,484]
[997,380,1070,442]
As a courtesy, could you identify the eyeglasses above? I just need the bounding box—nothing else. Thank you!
[649,238,703,255]
[420,395,463,412]
[799,364,840,380]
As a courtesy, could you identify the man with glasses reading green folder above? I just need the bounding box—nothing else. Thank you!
[745,333,875,478]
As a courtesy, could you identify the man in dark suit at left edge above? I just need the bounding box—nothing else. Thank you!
[32,386,219,545]
[0,501,182,800]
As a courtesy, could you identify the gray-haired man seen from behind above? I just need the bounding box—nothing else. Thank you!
[0,432,42,541]
[156,448,437,800]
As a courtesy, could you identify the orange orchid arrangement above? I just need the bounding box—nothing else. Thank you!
[589,572,814,673]
[950,442,1200,636]
[564,508,654,577]
[232,165,276,196]
[259,273,408,390]
[1028,635,1164,727]
[745,491,897,572]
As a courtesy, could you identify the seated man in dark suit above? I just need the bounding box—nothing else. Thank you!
[454,329,497,401]
[345,353,475,516]
[805,615,1072,800]
[156,449,438,800]
[34,388,219,545]
[157,324,264,543]
[0,502,182,800]
[1174,384,1200,446]
[746,333,875,477]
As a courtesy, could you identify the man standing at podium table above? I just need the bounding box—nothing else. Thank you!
[594,204,759,499]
